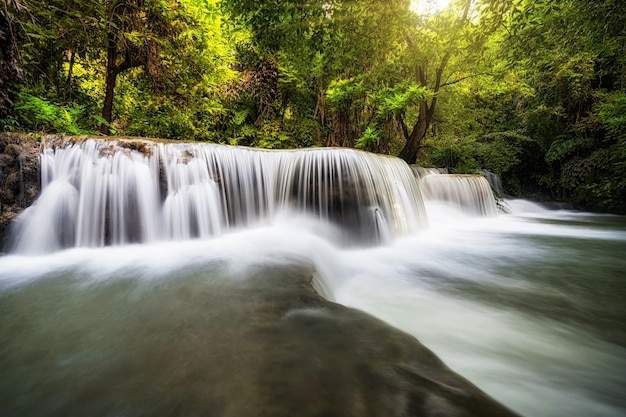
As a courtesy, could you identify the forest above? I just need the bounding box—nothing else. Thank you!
[1,0,625,213]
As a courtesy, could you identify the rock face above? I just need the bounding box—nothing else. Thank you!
[0,132,41,250]
[0,261,522,417]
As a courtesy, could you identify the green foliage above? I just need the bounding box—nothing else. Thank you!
[486,0,626,211]
[478,131,533,175]
[232,109,250,126]
[544,136,594,164]
[558,148,626,212]
[253,120,292,149]
[597,92,626,143]
[356,127,381,151]
[7,94,92,134]
[550,52,596,104]
[424,134,479,173]
[4,0,626,213]
[92,116,117,135]
[326,77,365,107]
[373,83,431,118]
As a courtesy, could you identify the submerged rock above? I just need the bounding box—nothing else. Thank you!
[0,261,521,417]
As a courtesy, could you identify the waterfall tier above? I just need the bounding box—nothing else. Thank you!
[11,139,427,254]
[419,174,498,217]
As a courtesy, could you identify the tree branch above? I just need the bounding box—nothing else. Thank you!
[440,72,489,88]
[397,112,410,141]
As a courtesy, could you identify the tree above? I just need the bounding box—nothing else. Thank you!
[4,0,235,138]
[222,0,422,149]
[100,0,184,134]
[0,0,27,117]
[498,0,626,211]
[120,0,238,141]
[388,0,506,164]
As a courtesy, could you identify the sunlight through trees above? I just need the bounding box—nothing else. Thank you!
[1,0,625,212]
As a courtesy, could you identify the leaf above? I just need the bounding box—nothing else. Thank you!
[93,115,117,134]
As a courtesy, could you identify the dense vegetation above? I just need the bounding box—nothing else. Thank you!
[1,0,624,213]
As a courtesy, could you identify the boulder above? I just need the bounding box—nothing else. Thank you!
[0,132,41,250]
[0,261,521,417]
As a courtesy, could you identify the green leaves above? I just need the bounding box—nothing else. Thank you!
[92,115,117,135]
[597,92,626,143]
[5,0,625,212]
[545,136,594,164]
[11,94,91,135]
[375,83,431,117]
[326,77,365,106]
[356,127,381,150]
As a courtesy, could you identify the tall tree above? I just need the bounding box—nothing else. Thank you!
[222,0,417,148]
[0,0,26,117]
[120,0,238,141]
[389,0,504,164]
[100,0,184,134]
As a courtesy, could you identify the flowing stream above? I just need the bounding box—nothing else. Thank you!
[334,202,626,417]
[1,140,625,417]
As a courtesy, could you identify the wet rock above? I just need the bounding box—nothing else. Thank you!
[0,261,521,417]
[0,132,41,250]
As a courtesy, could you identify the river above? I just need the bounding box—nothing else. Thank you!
[0,201,624,416]
[0,139,625,416]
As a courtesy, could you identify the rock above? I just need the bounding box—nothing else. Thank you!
[0,132,41,250]
[0,261,521,417]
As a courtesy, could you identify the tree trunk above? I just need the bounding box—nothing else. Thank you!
[326,102,353,148]
[397,64,432,164]
[314,83,325,144]
[398,100,429,164]
[101,29,119,135]
[63,49,76,105]
[396,1,471,164]
[101,72,117,135]
[0,1,24,117]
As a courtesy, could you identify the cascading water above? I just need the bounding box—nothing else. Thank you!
[419,172,499,217]
[1,138,625,417]
[9,139,427,254]
[479,168,506,197]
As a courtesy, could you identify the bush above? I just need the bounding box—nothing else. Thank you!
[6,93,92,134]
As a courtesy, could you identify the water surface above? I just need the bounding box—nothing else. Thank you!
[1,205,625,417]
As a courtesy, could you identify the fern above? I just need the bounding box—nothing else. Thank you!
[12,93,92,134]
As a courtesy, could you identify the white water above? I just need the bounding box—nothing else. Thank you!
[333,204,626,417]
[10,139,426,253]
[1,208,625,417]
[2,140,625,417]
[419,173,499,216]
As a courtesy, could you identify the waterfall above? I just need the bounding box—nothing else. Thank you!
[10,139,427,254]
[419,173,498,217]
[479,169,506,197]
[410,166,448,179]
